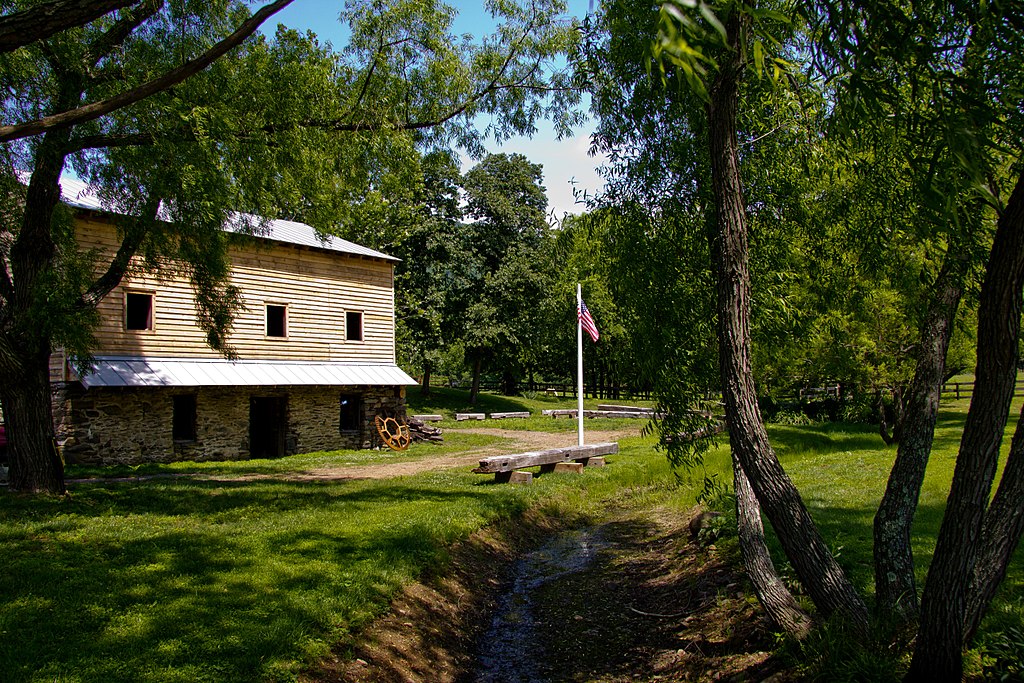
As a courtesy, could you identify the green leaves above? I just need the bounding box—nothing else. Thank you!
[652,0,797,99]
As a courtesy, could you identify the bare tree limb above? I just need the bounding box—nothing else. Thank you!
[0,0,295,143]
[0,0,138,53]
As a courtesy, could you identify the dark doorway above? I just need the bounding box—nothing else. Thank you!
[249,396,288,458]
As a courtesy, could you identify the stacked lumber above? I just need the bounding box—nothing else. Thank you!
[407,417,443,443]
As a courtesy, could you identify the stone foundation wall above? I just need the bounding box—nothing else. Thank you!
[54,383,407,466]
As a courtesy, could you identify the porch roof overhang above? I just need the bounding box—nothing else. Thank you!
[77,357,418,388]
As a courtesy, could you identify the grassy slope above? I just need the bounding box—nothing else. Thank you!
[1,390,1022,681]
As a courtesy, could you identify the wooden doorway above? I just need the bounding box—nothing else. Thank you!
[249,396,288,458]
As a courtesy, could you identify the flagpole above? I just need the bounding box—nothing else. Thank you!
[577,283,584,446]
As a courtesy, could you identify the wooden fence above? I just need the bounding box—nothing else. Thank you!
[941,380,1024,400]
[427,375,1022,403]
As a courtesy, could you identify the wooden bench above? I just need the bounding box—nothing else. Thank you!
[455,413,486,421]
[489,411,530,419]
[473,442,619,483]
[541,409,663,419]
[412,414,443,422]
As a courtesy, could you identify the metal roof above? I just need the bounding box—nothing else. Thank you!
[79,357,418,388]
[57,176,398,262]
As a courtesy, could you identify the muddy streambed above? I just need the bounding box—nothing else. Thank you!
[474,527,608,682]
[327,507,783,683]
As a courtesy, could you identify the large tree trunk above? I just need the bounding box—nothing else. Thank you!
[0,351,64,494]
[874,255,965,621]
[733,456,813,636]
[963,401,1024,643]
[705,11,869,631]
[907,168,1024,681]
[2,124,71,494]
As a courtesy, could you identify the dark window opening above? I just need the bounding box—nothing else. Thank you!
[172,395,197,442]
[126,292,153,331]
[266,305,287,338]
[346,311,363,341]
[340,394,362,432]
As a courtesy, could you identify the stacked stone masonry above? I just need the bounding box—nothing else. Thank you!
[53,383,406,466]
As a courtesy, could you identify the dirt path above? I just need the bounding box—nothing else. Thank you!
[274,426,642,482]
[66,426,642,486]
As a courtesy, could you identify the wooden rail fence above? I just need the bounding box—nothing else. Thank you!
[941,380,1024,400]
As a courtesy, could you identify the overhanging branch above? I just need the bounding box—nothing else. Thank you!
[0,0,295,143]
[0,0,138,54]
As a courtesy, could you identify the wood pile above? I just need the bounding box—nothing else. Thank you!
[407,417,443,443]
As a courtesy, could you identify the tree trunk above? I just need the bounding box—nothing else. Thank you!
[874,255,965,621]
[420,361,432,397]
[0,350,64,494]
[907,168,1024,681]
[469,356,482,405]
[877,389,896,446]
[502,370,517,396]
[2,121,72,494]
[705,11,869,631]
[963,401,1024,643]
[733,455,813,636]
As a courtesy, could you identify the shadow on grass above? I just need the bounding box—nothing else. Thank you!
[406,386,538,417]
[0,477,532,682]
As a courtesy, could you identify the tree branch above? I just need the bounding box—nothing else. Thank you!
[0,0,138,54]
[77,195,159,309]
[0,0,295,143]
[85,0,164,69]
[64,131,157,152]
[0,251,13,303]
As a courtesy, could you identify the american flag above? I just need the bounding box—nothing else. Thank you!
[578,299,599,342]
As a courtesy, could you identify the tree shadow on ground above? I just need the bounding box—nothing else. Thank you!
[0,476,531,682]
[527,514,786,683]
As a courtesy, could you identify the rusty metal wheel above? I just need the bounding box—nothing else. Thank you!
[375,414,411,451]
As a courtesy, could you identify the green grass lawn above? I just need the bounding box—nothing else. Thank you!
[406,385,658,433]
[0,432,686,683]
[1,395,1022,682]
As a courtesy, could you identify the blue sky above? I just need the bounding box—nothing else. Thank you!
[259,1,604,220]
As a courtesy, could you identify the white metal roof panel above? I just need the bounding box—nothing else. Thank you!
[79,357,418,388]
[56,176,398,262]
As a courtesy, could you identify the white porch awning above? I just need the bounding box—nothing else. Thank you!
[77,357,418,388]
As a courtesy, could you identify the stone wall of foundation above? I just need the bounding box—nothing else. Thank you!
[53,383,407,466]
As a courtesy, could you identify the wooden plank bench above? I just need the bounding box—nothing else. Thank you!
[597,404,655,413]
[541,409,662,419]
[489,411,530,419]
[473,442,619,483]
[412,414,444,422]
[455,413,486,421]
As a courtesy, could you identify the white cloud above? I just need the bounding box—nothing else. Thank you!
[460,127,606,222]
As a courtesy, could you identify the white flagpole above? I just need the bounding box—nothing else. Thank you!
[577,283,584,446]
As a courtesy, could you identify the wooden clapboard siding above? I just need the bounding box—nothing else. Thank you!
[78,215,396,362]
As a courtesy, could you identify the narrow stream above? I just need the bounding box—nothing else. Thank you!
[473,527,607,682]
